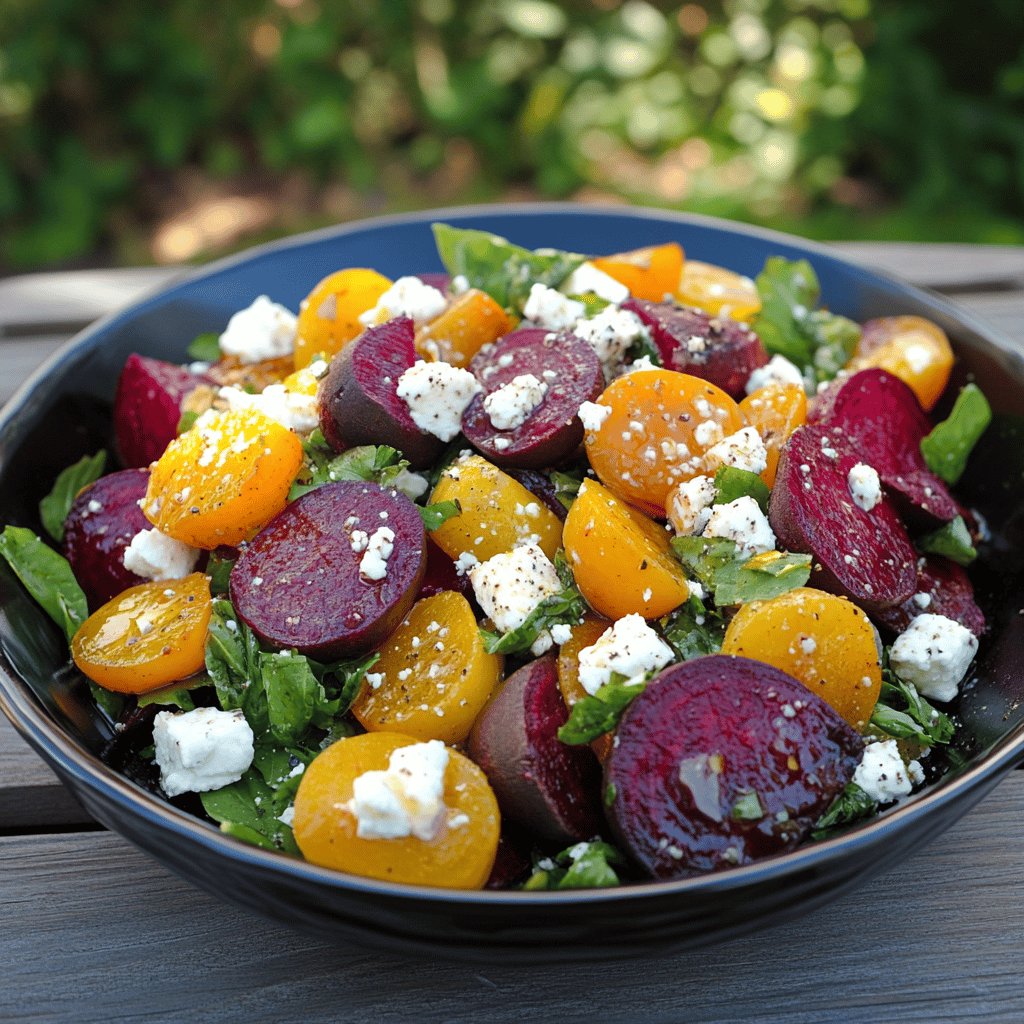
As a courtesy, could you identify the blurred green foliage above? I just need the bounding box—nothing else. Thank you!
[0,0,1021,270]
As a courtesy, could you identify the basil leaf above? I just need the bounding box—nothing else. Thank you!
[419,499,461,532]
[873,667,955,747]
[187,332,221,362]
[200,771,298,855]
[522,841,625,891]
[712,551,813,606]
[920,383,992,485]
[432,223,586,313]
[918,515,976,566]
[557,673,645,745]
[811,782,877,840]
[38,450,106,543]
[660,595,724,660]
[0,526,88,643]
[550,469,584,512]
[713,465,770,513]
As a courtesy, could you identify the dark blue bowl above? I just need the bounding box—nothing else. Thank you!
[2,204,1024,962]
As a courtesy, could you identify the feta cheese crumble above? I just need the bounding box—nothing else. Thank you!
[704,426,769,475]
[578,400,612,433]
[560,261,630,304]
[703,496,777,557]
[744,354,804,394]
[848,462,882,513]
[347,740,449,841]
[667,475,717,536]
[889,613,978,702]
[853,739,918,804]
[358,275,447,327]
[395,361,482,441]
[573,306,649,374]
[122,528,200,582]
[218,295,297,364]
[484,373,548,430]
[153,707,255,797]
[359,526,396,581]
[577,614,674,696]
[522,283,585,330]
[217,384,318,433]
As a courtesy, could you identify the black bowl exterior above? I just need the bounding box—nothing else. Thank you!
[2,204,1024,962]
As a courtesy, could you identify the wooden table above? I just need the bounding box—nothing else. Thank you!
[4,243,1024,1023]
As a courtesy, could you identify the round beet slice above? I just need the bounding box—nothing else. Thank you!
[467,656,603,845]
[230,481,426,659]
[461,328,604,469]
[809,369,958,526]
[114,354,210,468]
[63,469,152,608]
[770,424,917,612]
[604,655,863,879]
[873,554,986,638]
[622,299,768,399]
[317,317,442,469]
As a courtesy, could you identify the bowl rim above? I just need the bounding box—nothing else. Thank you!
[3,200,1024,908]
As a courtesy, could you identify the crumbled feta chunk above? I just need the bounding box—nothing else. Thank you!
[667,475,717,536]
[522,283,585,330]
[218,295,297,364]
[395,361,482,441]
[853,739,914,804]
[217,384,318,433]
[693,419,724,447]
[347,740,449,841]
[704,426,768,475]
[450,274,470,295]
[484,374,548,430]
[848,462,882,513]
[392,468,429,501]
[153,707,255,797]
[572,306,649,374]
[550,623,573,646]
[577,614,674,696]
[358,275,447,327]
[122,528,200,582]
[578,400,612,433]
[703,496,776,557]
[560,261,630,303]
[453,551,479,576]
[744,354,805,394]
[889,613,978,702]
[359,526,395,581]
[620,355,658,375]
[913,592,932,610]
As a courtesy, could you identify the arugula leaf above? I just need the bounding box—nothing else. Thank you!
[419,500,461,532]
[918,515,977,566]
[432,223,586,313]
[259,651,335,746]
[660,595,724,661]
[38,450,106,543]
[206,551,236,595]
[187,332,221,362]
[521,841,625,891]
[550,469,584,512]
[713,465,770,514]
[871,667,955,747]
[920,383,992,485]
[200,771,299,855]
[0,526,88,644]
[811,782,877,840]
[205,599,270,735]
[557,673,645,745]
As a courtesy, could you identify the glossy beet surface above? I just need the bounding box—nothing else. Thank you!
[873,555,986,638]
[2,206,1024,963]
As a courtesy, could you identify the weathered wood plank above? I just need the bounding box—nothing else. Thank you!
[4,773,1024,1023]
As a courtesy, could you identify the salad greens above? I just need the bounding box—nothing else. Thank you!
[713,465,770,514]
[186,332,221,362]
[919,515,977,566]
[920,383,992,485]
[38,450,106,543]
[522,841,626,890]
[557,672,645,746]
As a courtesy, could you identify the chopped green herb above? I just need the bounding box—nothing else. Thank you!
[569,292,610,318]
[871,666,955,747]
[38,450,107,543]
[290,442,414,501]
[557,673,645,745]
[918,515,976,566]
[660,595,724,661]
[731,791,764,821]
[521,841,625,891]
[920,383,992,484]
[713,465,770,514]
[624,330,663,368]
[550,469,584,512]
[176,410,200,435]
[419,499,461,532]
[187,332,221,362]
[811,782,877,840]
[604,782,617,807]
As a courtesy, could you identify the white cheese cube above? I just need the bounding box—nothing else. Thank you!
[218,295,297,364]
[484,374,548,430]
[667,475,717,536]
[358,276,447,327]
[395,361,482,441]
[704,426,769,475]
[577,614,674,695]
[889,613,978,702]
[847,462,882,513]
[744,354,805,394]
[703,496,776,557]
[573,307,651,374]
[522,283,586,330]
[853,739,914,804]
[217,384,318,433]
[468,542,562,639]
[359,526,396,581]
[153,707,255,797]
[560,261,630,303]
[122,528,200,582]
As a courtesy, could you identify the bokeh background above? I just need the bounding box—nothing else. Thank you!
[1,0,1022,273]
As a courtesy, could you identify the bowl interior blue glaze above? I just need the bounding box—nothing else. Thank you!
[2,204,1024,961]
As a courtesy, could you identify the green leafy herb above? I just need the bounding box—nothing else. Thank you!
[259,651,335,746]
[314,651,381,717]
[289,441,418,501]
[206,551,236,595]
[38,450,106,543]
[137,684,198,711]
[200,771,299,855]
[205,598,268,734]
[88,680,126,721]
[432,223,586,313]
[918,515,977,566]
[0,526,88,643]
[557,673,645,745]
[177,410,200,435]
[550,469,584,511]
[811,782,877,840]
[870,668,955,747]
[568,292,610,318]
[713,465,770,514]
[419,499,461,532]
[660,595,724,660]
[187,332,221,362]
[920,383,992,484]
[670,535,744,592]
[521,841,625,891]
[731,790,764,821]
[625,330,663,368]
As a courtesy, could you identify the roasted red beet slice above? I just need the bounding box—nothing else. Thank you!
[504,468,569,522]
[317,317,441,469]
[418,539,473,601]
[461,328,604,469]
[604,655,863,878]
[873,554,986,637]
[485,828,534,890]
[63,469,151,608]
[622,299,768,399]
[468,656,603,845]
[810,369,958,526]
[114,354,209,468]
[230,481,426,659]
[770,424,917,611]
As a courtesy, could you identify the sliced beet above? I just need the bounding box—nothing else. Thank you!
[230,481,426,659]
[317,317,442,469]
[485,827,534,890]
[504,468,569,522]
[113,354,210,468]
[769,424,917,611]
[63,469,151,608]
[873,554,986,637]
[467,656,603,845]
[809,369,958,526]
[604,655,863,878]
[461,328,604,469]
[622,299,768,399]
[418,539,473,601]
